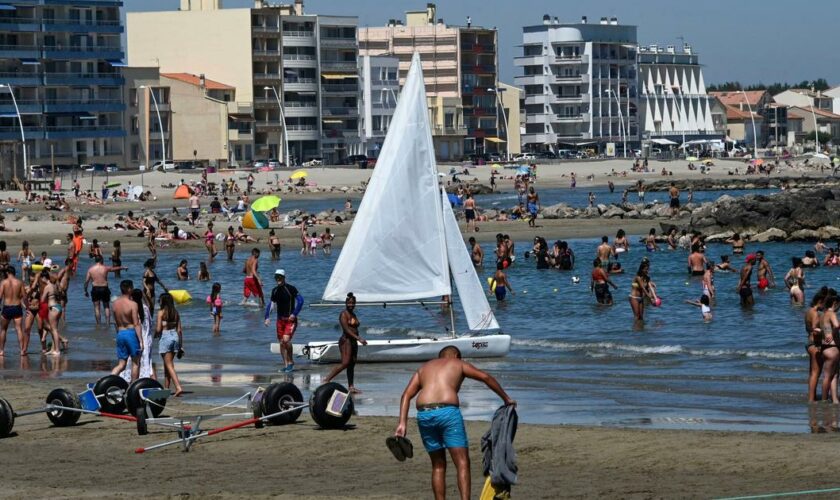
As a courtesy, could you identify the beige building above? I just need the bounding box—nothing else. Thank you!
[124,68,251,169]
[498,82,521,156]
[359,3,499,160]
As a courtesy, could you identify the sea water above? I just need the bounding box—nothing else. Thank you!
[1,235,834,433]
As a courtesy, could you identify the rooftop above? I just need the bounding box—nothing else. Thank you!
[709,90,766,107]
[160,73,234,90]
[790,106,840,120]
[723,104,762,121]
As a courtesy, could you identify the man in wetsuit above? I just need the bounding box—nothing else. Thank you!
[84,255,127,325]
[110,280,143,381]
[0,266,26,355]
[264,269,303,372]
[243,248,265,308]
[395,346,515,500]
[738,255,755,307]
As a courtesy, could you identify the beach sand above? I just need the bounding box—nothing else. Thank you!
[0,377,837,499]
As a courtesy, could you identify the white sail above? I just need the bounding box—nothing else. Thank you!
[441,192,499,331]
[323,53,450,302]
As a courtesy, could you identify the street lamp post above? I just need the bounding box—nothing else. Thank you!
[809,105,820,153]
[605,88,626,158]
[0,84,27,181]
[488,87,508,160]
[264,86,290,166]
[669,87,687,158]
[140,85,166,178]
[740,89,758,159]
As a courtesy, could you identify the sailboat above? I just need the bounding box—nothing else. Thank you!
[271,53,511,363]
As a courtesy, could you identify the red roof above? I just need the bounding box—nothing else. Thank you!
[709,90,766,107]
[724,104,762,121]
[789,106,840,120]
[161,73,234,90]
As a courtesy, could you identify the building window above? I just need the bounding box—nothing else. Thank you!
[131,143,140,161]
[444,113,454,128]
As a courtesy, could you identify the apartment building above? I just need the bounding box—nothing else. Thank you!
[358,54,399,157]
[0,0,125,177]
[128,0,360,165]
[359,3,499,160]
[638,43,722,148]
[515,15,638,154]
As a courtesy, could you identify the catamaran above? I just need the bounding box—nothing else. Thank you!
[271,53,511,363]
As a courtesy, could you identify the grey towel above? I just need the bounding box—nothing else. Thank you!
[481,404,518,487]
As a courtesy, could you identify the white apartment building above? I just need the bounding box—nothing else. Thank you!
[358,55,399,158]
[515,15,638,154]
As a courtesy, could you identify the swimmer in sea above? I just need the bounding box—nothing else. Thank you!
[612,229,629,257]
[591,258,617,305]
[801,250,819,268]
[701,262,715,300]
[491,262,513,302]
[715,255,737,273]
[805,287,829,402]
[645,228,659,252]
[754,250,775,289]
[685,294,713,321]
[469,237,483,267]
[629,260,654,321]
[597,236,613,268]
[783,257,805,305]
[819,293,840,403]
[738,255,756,307]
[688,243,706,276]
[268,229,282,260]
[726,233,745,255]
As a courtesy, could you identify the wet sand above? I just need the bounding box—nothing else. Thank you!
[0,377,838,499]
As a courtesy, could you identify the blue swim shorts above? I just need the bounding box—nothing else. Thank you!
[416,405,468,453]
[116,329,141,360]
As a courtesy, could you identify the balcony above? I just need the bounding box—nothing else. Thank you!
[228,128,253,141]
[283,78,317,92]
[253,73,282,84]
[43,44,123,60]
[432,125,468,136]
[553,54,588,65]
[43,71,123,85]
[253,49,281,60]
[370,78,398,88]
[253,25,280,34]
[320,59,357,71]
[283,30,315,38]
[525,113,552,124]
[514,55,545,67]
[320,37,356,48]
[255,120,286,131]
[321,83,357,94]
[0,126,43,140]
[460,63,496,74]
[45,124,124,139]
[460,42,495,53]
[322,130,358,142]
[0,44,40,59]
[321,106,358,117]
[554,74,589,84]
[515,74,552,86]
[552,114,586,123]
[522,132,557,145]
[282,30,316,47]
[0,17,41,32]
[287,124,319,140]
[43,18,123,33]
[43,99,124,113]
[0,100,41,114]
[283,102,318,117]
[282,53,317,67]
[0,71,41,85]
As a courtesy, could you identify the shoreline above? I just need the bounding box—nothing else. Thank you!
[0,377,837,499]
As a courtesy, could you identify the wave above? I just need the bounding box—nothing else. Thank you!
[511,339,801,360]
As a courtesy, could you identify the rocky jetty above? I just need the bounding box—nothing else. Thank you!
[643,176,840,192]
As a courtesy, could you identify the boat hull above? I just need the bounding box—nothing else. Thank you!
[272,334,511,363]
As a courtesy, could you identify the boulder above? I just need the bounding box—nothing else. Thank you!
[751,228,787,242]
[818,226,840,239]
[705,231,734,242]
[624,209,640,219]
[602,207,624,218]
[582,207,600,218]
[596,204,608,214]
[789,229,821,241]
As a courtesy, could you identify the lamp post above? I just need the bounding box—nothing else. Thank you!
[670,86,687,157]
[605,88,626,158]
[0,84,27,181]
[263,86,290,166]
[809,104,820,153]
[139,85,166,178]
[740,89,758,159]
[488,87,508,160]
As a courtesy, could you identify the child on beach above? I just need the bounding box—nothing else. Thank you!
[686,295,713,321]
[207,282,222,335]
[198,262,210,281]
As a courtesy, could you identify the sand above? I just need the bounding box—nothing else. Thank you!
[0,377,838,499]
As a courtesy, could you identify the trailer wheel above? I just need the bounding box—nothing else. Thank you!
[260,383,303,426]
[0,397,14,437]
[93,375,128,414]
[126,378,166,418]
[309,382,353,429]
[46,389,81,427]
[135,408,148,436]
[252,396,264,429]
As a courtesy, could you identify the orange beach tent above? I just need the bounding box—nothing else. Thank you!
[173,185,191,199]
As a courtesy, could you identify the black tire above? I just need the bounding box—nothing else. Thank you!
[46,388,81,427]
[125,378,166,418]
[260,382,303,426]
[252,394,264,429]
[135,408,148,436]
[0,397,14,438]
[93,375,128,414]
[309,382,353,429]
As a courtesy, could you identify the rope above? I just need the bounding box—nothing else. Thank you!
[715,486,840,500]
[142,391,252,416]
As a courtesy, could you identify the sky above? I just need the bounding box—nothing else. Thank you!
[125,0,840,87]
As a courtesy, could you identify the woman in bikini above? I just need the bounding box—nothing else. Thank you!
[176,260,189,281]
[225,226,237,261]
[18,240,35,283]
[268,229,282,260]
[820,293,840,403]
[111,240,122,278]
[39,272,66,355]
[784,257,806,306]
[645,228,659,252]
[204,222,217,260]
[726,233,745,255]
[629,261,654,321]
[156,293,184,397]
[613,229,630,256]
[88,239,102,260]
[0,241,10,274]
[24,276,43,352]
[324,292,367,393]
[805,287,829,402]
[143,259,166,316]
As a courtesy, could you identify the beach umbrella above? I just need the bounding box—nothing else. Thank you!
[106,181,121,188]
[491,163,502,169]
[516,165,530,175]
[290,169,308,180]
[251,195,281,213]
[751,159,764,166]
[131,185,144,199]
[242,210,269,229]
[686,156,699,162]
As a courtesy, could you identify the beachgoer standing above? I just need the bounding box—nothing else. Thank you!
[394,346,515,500]
[492,262,513,302]
[321,228,334,255]
[264,269,303,372]
[83,255,126,325]
[204,222,217,260]
[755,250,775,289]
[597,236,613,268]
[243,248,265,307]
[324,292,367,393]
[688,244,706,276]
[805,288,828,402]
[464,194,477,233]
[668,182,680,218]
[591,258,617,305]
[469,237,483,267]
[207,282,223,335]
[526,186,540,228]
[156,292,184,396]
[820,294,840,403]
[110,280,143,381]
[738,255,755,307]
[188,192,200,226]
[0,266,26,356]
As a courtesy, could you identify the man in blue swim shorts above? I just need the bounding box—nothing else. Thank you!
[395,346,515,500]
[110,280,143,381]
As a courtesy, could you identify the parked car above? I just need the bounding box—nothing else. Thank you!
[303,157,323,167]
[267,159,282,169]
[175,161,197,170]
[513,153,536,161]
[150,161,176,171]
[487,153,502,162]
[537,151,557,160]
[252,160,267,169]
